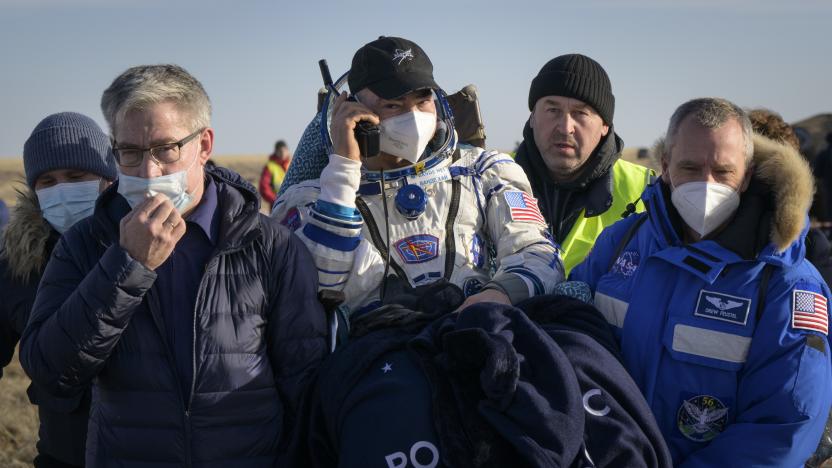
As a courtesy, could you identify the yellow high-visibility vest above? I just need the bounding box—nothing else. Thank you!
[561,159,654,275]
[266,160,287,192]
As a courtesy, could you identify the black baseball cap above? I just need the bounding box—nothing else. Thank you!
[348,36,439,99]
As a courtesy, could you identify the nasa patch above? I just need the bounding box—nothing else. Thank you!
[395,235,439,264]
[694,290,751,326]
[610,250,640,277]
[677,395,729,442]
[280,207,301,232]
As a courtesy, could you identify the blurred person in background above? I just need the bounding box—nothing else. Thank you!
[0,112,117,468]
[813,132,832,229]
[748,108,832,288]
[0,200,8,233]
[259,139,292,209]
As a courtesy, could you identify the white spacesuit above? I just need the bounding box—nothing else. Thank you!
[273,138,564,314]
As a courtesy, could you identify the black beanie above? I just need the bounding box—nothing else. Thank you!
[528,54,614,125]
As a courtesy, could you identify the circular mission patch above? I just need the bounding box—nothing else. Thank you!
[677,395,729,442]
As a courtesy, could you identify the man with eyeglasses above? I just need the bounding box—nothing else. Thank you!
[21,64,327,466]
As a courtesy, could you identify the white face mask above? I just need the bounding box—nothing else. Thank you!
[117,155,197,213]
[670,181,740,238]
[379,110,437,164]
[36,180,100,233]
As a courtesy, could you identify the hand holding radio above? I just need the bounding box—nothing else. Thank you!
[330,92,381,162]
[319,59,381,161]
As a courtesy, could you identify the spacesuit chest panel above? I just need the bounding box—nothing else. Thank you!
[357,173,488,289]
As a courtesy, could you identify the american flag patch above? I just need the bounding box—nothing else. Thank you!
[504,191,546,224]
[792,289,829,335]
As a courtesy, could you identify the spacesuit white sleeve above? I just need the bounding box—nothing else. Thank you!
[271,154,376,296]
[476,151,564,303]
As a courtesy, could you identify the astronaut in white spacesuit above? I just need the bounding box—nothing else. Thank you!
[273,36,563,315]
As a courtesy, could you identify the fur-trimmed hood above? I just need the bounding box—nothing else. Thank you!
[653,134,814,254]
[0,188,54,282]
[750,134,814,252]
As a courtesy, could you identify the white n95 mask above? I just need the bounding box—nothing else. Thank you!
[379,110,437,164]
[36,180,100,233]
[671,181,740,238]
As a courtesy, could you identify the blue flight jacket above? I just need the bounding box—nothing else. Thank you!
[572,179,832,467]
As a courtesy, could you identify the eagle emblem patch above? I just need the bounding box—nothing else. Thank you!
[677,395,729,442]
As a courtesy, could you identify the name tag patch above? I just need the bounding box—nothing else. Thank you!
[694,290,751,326]
[407,166,451,188]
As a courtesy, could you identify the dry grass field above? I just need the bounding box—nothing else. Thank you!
[0,159,26,207]
[0,349,38,467]
[0,157,36,467]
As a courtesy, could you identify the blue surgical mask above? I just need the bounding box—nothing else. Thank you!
[117,157,196,213]
[36,180,101,233]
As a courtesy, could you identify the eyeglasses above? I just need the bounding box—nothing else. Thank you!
[113,128,204,167]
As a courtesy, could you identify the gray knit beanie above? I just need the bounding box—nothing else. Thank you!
[528,54,615,125]
[23,112,118,188]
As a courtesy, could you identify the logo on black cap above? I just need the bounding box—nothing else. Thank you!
[392,48,414,65]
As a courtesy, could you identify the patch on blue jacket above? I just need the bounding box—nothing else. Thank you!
[611,250,640,277]
[395,234,439,264]
[280,207,301,231]
[694,290,751,326]
[792,282,829,335]
[677,394,730,442]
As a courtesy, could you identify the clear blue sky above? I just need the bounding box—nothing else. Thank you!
[1,0,830,158]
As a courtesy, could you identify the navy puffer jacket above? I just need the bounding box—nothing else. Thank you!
[21,166,327,467]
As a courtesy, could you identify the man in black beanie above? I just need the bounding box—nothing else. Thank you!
[515,54,654,275]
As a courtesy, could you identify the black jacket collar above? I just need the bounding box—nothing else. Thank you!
[515,121,623,240]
